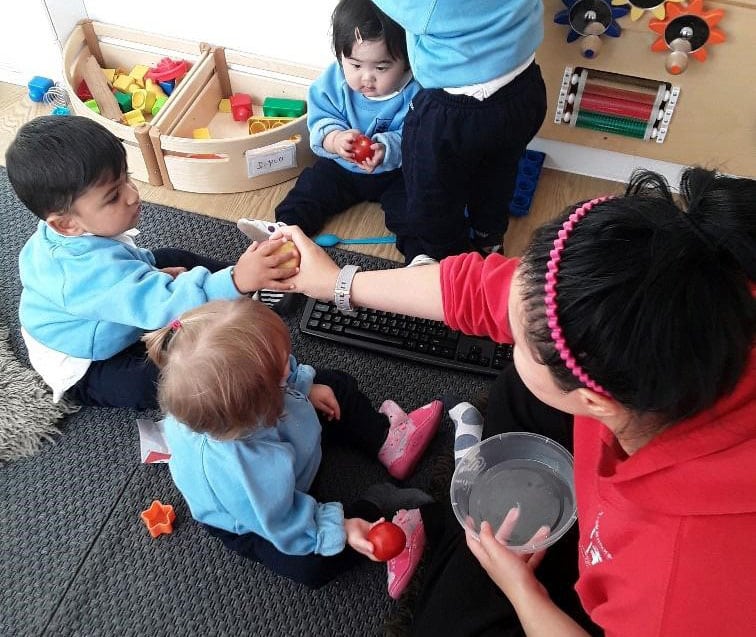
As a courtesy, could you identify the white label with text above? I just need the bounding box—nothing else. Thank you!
[246,140,297,178]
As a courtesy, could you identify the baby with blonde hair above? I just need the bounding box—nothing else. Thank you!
[144,297,441,594]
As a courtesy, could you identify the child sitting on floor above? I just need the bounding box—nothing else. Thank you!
[238,0,424,265]
[143,297,441,593]
[6,116,297,410]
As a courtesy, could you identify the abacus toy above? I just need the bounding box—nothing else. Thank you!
[555,67,680,143]
[554,0,629,58]
[649,0,726,75]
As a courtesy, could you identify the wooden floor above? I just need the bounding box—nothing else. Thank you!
[0,82,621,261]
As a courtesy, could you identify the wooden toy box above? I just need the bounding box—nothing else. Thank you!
[148,47,321,193]
[61,20,209,185]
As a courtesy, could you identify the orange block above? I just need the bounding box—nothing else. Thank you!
[140,500,176,538]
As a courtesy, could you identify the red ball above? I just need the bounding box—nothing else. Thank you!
[367,521,406,561]
[352,134,375,163]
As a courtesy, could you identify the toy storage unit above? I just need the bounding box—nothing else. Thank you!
[61,20,210,186]
[147,47,321,193]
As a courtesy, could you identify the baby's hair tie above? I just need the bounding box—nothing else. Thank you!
[169,319,182,332]
[354,27,364,44]
[544,196,612,397]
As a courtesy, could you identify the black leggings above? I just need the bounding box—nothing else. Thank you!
[68,248,229,410]
[410,363,602,637]
[205,369,390,588]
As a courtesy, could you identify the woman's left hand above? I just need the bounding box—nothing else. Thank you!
[309,383,341,420]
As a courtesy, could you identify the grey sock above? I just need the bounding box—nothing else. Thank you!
[362,483,434,516]
[449,401,483,465]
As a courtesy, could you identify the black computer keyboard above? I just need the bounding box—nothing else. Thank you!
[300,297,512,376]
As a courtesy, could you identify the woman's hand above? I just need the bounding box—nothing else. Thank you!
[465,510,549,604]
[276,225,341,299]
[345,517,386,560]
[309,383,341,420]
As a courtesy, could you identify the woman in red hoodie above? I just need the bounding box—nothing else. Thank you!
[284,166,756,636]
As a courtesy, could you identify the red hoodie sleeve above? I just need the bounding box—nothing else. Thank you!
[440,253,519,343]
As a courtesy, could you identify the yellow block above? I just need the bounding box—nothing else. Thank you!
[192,128,212,139]
[123,109,146,127]
[145,78,166,98]
[129,64,150,88]
[248,115,296,135]
[131,89,156,114]
[218,98,231,113]
[101,68,116,84]
[112,73,136,93]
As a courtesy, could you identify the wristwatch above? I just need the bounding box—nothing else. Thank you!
[334,265,361,312]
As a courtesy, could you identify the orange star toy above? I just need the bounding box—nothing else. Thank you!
[140,500,176,538]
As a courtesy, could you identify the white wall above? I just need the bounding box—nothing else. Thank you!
[81,0,337,69]
[0,1,337,85]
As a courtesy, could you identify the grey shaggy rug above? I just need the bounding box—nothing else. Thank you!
[0,327,79,463]
[0,166,492,637]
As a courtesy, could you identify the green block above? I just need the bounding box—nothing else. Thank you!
[151,96,168,117]
[114,91,133,113]
[262,97,306,118]
[84,99,100,114]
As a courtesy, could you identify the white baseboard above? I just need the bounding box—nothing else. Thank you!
[528,137,686,189]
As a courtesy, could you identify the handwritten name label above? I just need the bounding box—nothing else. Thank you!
[246,140,297,178]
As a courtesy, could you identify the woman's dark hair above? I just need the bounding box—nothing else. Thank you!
[6,115,127,220]
[331,0,408,64]
[520,167,755,425]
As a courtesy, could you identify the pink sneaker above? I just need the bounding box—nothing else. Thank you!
[377,400,443,480]
[387,508,425,599]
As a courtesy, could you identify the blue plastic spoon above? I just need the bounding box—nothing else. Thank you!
[314,233,396,247]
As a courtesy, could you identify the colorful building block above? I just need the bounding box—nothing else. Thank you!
[28,76,54,102]
[140,500,176,538]
[248,115,296,134]
[112,73,136,93]
[262,97,306,118]
[101,68,117,84]
[145,78,167,99]
[113,91,133,113]
[192,127,211,139]
[131,89,156,114]
[230,93,253,122]
[129,64,150,88]
[218,98,231,113]
[84,99,100,114]
[508,149,546,217]
[123,109,146,126]
[151,96,168,117]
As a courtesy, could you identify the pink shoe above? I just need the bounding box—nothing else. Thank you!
[387,508,425,599]
[378,400,443,480]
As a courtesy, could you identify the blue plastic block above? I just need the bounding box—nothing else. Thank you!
[158,80,175,96]
[28,76,55,102]
[51,106,70,116]
[509,149,545,217]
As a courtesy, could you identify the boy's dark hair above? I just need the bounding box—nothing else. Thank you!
[5,115,127,220]
[520,167,755,425]
[332,0,408,65]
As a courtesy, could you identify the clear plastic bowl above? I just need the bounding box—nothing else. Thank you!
[450,432,577,554]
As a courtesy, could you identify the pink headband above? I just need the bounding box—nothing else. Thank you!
[544,196,612,397]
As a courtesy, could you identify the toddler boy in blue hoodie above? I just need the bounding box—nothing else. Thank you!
[7,115,297,410]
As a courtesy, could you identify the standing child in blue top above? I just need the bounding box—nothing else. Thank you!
[239,0,421,263]
[143,297,442,593]
[6,116,298,410]
[371,0,548,262]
